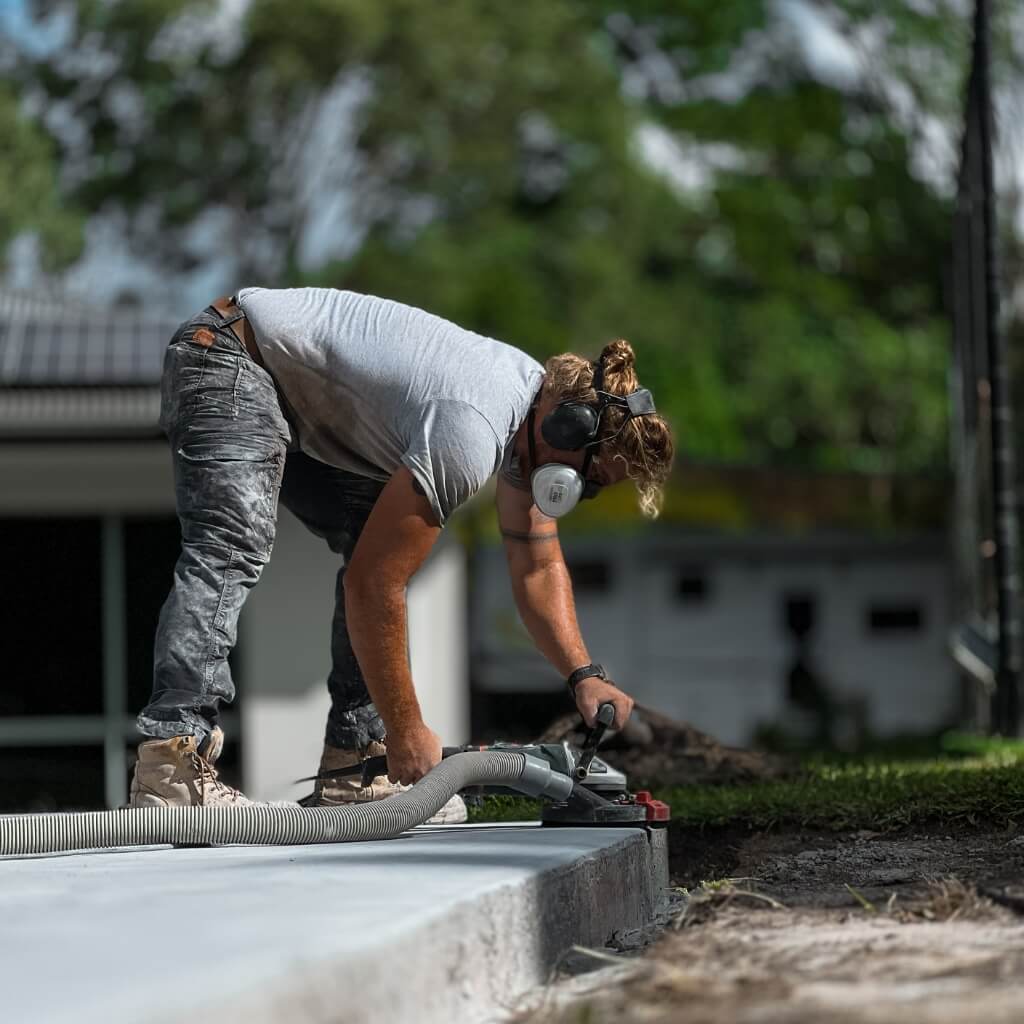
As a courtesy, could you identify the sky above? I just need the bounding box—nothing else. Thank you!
[0,0,67,56]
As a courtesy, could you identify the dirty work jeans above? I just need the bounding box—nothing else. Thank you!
[137,306,387,750]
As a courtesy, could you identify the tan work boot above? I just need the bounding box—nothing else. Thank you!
[312,740,468,824]
[129,727,252,808]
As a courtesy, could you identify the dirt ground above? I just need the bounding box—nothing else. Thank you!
[510,826,1024,1023]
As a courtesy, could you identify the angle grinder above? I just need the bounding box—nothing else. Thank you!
[300,701,669,828]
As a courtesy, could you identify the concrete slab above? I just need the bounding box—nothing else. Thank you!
[0,823,668,1024]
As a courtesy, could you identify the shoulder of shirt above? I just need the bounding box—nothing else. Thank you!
[421,398,503,446]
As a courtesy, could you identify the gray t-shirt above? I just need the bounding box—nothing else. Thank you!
[236,287,544,525]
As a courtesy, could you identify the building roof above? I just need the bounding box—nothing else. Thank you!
[0,387,162,435]
[0,289,179,437]
[0,289,178,386]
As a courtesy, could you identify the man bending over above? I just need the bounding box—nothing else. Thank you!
[129,288,674,820]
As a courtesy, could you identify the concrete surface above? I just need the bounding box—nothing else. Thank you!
[0,822,668,1024]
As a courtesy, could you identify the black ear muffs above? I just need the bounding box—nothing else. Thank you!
[540,354,657,453]
[540,354,607,452]
[540,402,600,451]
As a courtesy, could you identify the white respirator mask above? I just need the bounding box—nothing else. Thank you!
[530,462,586,519]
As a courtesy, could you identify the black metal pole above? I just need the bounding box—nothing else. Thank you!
[974,0,1022,733]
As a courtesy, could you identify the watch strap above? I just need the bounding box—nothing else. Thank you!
[566,662,607,695]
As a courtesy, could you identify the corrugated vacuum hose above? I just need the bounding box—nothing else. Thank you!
[0,751,573,858]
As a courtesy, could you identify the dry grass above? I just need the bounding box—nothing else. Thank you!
[508,876,1023,1024]
[673,875,1003,928]
[673,878,785,928]
[887,877,1004,923]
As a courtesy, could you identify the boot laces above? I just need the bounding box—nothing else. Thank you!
[190,751,241,805]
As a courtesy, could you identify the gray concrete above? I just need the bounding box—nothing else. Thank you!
[0,823,668,1024]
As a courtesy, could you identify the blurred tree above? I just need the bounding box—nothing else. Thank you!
[586,1,963,471]
[0,85,83,269]
[16,0,1004,475]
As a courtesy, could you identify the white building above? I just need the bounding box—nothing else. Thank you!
[0,291,468,810]
[472,525,956,747]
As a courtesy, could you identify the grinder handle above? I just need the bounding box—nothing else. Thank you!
[574,701,616,780]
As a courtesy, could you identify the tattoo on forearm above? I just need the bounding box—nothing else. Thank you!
[501,528,558,544]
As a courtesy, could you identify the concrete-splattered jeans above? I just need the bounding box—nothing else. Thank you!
[137,305,387,750]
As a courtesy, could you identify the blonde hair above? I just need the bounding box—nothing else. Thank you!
[542,340,674,518]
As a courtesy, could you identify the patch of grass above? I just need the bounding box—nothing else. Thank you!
[469,749,1024,833]
[466,794,540,823]
[755,727,1024,764]
[658,750,1024,832]
[940,731,1024,759]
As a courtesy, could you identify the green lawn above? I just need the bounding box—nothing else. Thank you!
[469,742,1024,833]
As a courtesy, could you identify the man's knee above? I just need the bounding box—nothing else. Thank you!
[175,452,283,561]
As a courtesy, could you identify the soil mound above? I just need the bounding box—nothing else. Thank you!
[536,704,793,787]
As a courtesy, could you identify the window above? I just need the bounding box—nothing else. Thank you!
[675,567,709,604]
[783,594,817,639]
[0,519,103,715]
[868,604,923,632]
[0,746,105,813]
[0,513,243,810]
[566,560,612,593]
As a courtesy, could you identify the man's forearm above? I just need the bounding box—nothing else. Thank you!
[344,578,423,738]
[511,560,590,676]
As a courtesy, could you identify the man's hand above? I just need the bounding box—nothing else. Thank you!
[574,677,634,730]
[386,721,443,785]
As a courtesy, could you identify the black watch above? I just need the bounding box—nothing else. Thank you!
[566,662,607,696]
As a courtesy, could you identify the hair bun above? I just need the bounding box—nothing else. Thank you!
[599,339,636,376]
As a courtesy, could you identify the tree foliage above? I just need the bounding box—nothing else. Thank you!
[0,85,83,270]
[11,0,1007,474]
